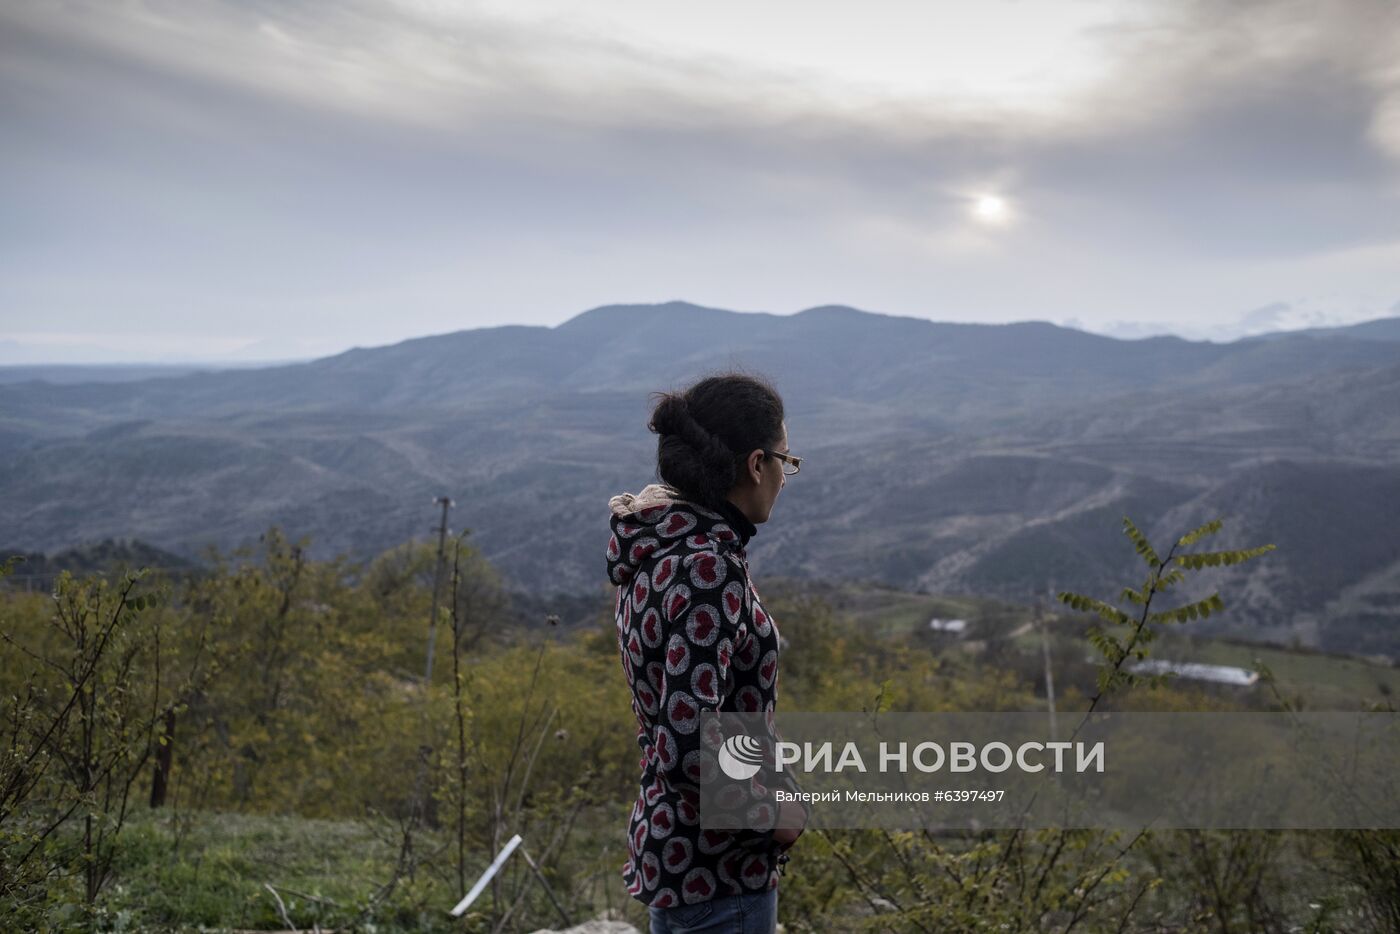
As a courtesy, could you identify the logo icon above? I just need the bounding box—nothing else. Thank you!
[718,734,766,780]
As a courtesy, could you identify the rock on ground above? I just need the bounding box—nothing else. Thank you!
[527,921,642,934]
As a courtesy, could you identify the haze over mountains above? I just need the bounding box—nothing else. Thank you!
[3,302,1398,657]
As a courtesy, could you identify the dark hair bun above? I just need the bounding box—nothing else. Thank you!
[646,393,689,438]
[648,393,737,508]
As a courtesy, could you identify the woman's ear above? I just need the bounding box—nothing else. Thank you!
[747,448,765,484]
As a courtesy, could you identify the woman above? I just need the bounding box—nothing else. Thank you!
[606,372,807,934]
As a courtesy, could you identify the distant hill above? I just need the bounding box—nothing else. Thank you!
[0,364,217,385]
[1237,316,1400,343]
[0,538,195,588]
[2,302,1398,657]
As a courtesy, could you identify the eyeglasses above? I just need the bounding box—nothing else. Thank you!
[763,449,802,476]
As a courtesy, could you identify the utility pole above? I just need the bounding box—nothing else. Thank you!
[411,496,454,835]
[424,496,454,686]
[1037,585,1058,743]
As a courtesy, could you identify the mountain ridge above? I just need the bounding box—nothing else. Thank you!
[2,302,1396,657]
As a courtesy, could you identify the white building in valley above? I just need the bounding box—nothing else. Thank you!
[1129,659,1259,686]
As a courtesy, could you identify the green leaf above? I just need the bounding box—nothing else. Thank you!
[1159,592,1226,625]
[1077,596,1132,627]
[1176,544,1276,570]
[1122,516,1160,568]
[1177,518,1224,548]
[1155,569,1186,591]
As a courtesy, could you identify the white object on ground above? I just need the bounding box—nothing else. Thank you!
[450,833,524,917]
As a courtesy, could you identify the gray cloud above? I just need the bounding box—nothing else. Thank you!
[1,0,1397,361]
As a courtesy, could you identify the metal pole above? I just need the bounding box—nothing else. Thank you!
[411,496,454,833]
[1038,586,1058,742]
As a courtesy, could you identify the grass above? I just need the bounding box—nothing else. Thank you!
[98,809,401,931]
[59,804,646,933]
[768,577,1009,638]
[788,578,1400,709]
[14,578,1396,930]
[999,610,1398,710]
[1179,636,1400,707]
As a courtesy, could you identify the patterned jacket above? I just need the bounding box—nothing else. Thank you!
[606,483,794,909]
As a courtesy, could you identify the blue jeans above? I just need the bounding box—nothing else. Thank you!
[648,886,778,933]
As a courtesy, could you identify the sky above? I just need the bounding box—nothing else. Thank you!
[2,0,1399,363]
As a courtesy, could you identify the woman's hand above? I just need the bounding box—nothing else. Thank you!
[771,797,807,849]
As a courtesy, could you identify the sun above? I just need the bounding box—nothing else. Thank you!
[972,195,1009,224]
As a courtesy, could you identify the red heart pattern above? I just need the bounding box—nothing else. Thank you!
[629,536,660,566]
[758,650,777,689]
[688,553,723,589]
[685,604,719,646]
[681,748,714,784]
[652,554,679,590]
[659,511,697,539]
[663,837,693,873]
[663,583,691,623]
[746,801,775,829]
[641,852,660,890]
[607,495,785,908]
[649,803,675,839]
[698,828,731,854]
[666,690,699,734]
[741,854,770,889]
[690,662,718,704]
[721,580,745,624]
[681,868,716,902]
[715,781,749,811]
[635,682,657,716]
[664,635,690,675]
[653,726,676,770]
[639,607,662,647]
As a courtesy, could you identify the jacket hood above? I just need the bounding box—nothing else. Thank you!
[606,483,744,586]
